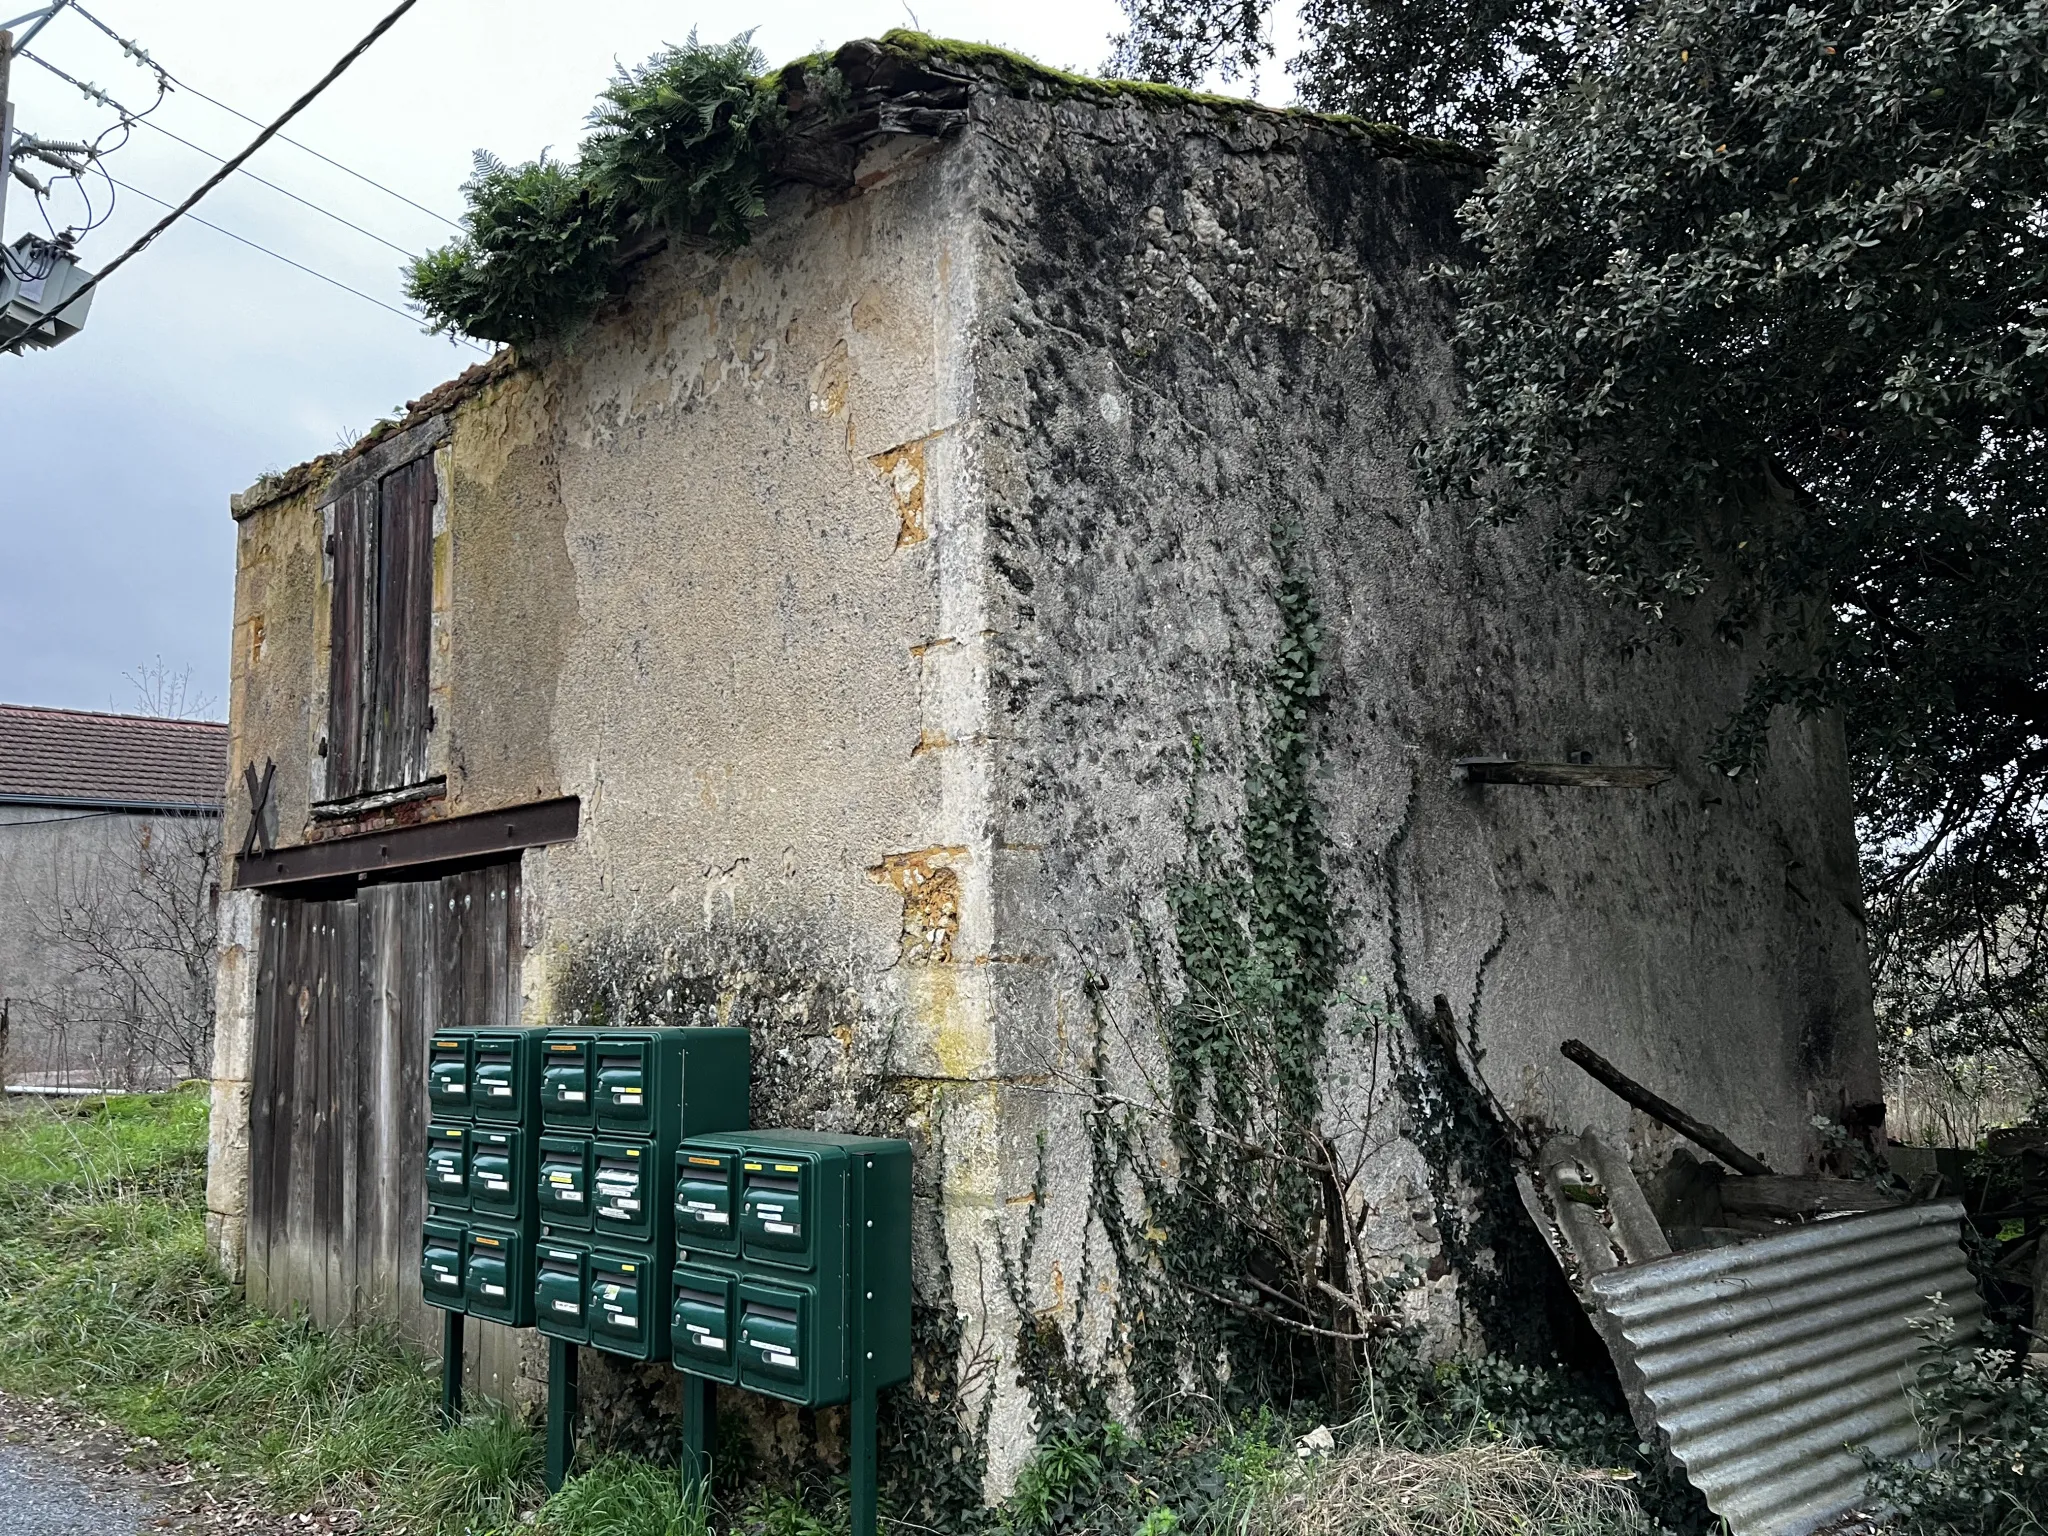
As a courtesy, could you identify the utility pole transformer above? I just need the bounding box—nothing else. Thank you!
[0,4,97,352]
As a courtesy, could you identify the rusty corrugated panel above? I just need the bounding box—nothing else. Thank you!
[1590,1200,1980,1536]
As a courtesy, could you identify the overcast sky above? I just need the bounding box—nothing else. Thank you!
[0,0,1301,719]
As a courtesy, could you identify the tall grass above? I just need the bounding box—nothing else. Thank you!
[0,1088,543,1533]
[0,1088,1673,1536]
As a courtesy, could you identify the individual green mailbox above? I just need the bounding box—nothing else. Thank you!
[465,1225,535,1327]
[674,1147,739,1255]
[468,1126,533,1225]
[537,1135,594,1229]
[588,1248,663,1359]
[421,1216,467,1309]
[472,1027,549,1128]
[671,1266,738,1382]
[535,1240,589,1341]
[670,1132,911,1409]
[539,1035,595,1129]
[425,1122,469,1211]
[427,1034,472,1119]
[592,1138,665,1246]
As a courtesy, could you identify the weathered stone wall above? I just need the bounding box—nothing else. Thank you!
[960,87,1877,1450]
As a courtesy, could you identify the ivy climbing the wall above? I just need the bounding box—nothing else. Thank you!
[1065,528,1416,1419]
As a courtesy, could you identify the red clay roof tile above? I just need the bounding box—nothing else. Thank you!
[0,704,229,809]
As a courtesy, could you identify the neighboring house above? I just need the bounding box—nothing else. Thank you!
[205,39,1880,1476]
[0,704,228,1090]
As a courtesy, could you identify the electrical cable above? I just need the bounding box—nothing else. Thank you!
[8,42,164,242]
[27,0,426,337]
[159,70,463,232]
[20,46,419,258]
[60,0,461,231]
[103,173,482,343]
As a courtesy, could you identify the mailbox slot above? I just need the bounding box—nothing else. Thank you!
[468,1127,527,1222]
[674,1148,739,1256]
[593,1043,649,1135]
[537,1135,593,1230]
[535,1242,588,1342]
[592,1141,653,1242]
[738,1283,814,1400]
[425,1123,469,1211]
[427,1036,471,1120]
[588,1250,659,1359]
[540,1034,594,1129]
[464,1226,534,1326]
[421,1217,467,1309]
[671,1266,738,1382]
[740,1157,811,1268]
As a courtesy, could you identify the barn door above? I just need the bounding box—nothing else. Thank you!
[247,861,520,1340]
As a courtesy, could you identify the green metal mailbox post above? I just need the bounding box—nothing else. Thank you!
[669,1131,912,1536]
[524,1026,752,1487]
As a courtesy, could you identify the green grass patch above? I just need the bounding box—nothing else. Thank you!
[0,1088,543,1533]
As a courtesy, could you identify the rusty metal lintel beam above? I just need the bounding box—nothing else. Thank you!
[232,795,578,890]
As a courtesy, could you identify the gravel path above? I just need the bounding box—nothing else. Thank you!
[0,1393,360,1535]
[0,1435,157,1535]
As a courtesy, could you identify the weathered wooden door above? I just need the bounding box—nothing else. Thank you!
[248,861,520,1366]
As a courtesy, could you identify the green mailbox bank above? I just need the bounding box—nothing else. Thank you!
[668,1132,912,1408]
[415,1022,770,1502]
[527,1026,751,1365]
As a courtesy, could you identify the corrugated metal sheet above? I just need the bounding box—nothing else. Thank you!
[1589,1200,1980,1536]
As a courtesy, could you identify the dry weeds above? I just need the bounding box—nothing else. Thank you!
[1245,1438,1651,1536]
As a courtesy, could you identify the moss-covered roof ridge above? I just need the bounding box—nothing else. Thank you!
[799,30,1482,166]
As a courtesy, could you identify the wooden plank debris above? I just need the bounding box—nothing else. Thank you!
[1561,1038,1776,1177]
[1457,758,1674,788]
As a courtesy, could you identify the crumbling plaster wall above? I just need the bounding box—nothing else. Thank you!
[962,86,1879,1388]
[480,129,1011,1443]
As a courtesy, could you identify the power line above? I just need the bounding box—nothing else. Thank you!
[161,66,463,233]
[31,0,426,337]
[108,172,485,350]
[56,0,463,232]
[19,46,419,257]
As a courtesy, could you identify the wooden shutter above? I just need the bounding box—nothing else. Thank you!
[325,482,374,801]
[324,454,435,801]
[370,456,435,791]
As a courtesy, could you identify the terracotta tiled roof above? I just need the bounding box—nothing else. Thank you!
[0,704,229,809]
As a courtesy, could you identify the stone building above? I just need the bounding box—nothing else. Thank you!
[205,36,1879,1489]
[0,703,226,1090]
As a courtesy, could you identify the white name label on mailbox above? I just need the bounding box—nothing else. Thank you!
[484,1284,506,1297]
[553,1300,578,1314]
[563,1090,585,1101]
[765,1221,794,1234]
